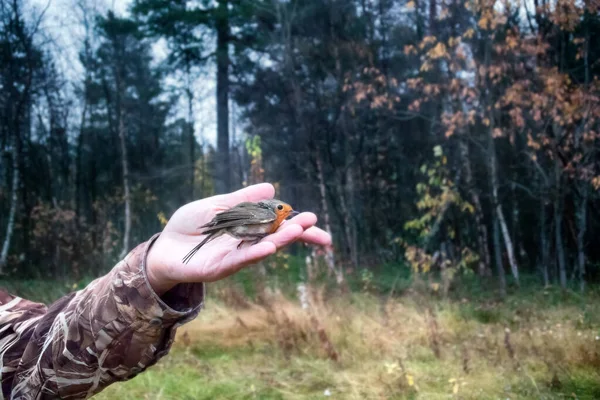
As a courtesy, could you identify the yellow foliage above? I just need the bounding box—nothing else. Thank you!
[448,36,461,47]
[157,211,169,227]
[428,42,448,59]
[419,35,437,50]
[462,202,475,214]
[506,35,518,49]
[420,61,432,72]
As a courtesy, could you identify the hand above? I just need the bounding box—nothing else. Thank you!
[146,183,332,295]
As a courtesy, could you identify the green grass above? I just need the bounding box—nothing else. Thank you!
[91,283,600,400]
[3,266,600,399]
[96,343,334,399]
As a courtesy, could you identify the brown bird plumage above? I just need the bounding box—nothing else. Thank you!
[182,199,298,264]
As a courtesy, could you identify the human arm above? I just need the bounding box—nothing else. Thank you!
[0,183,330,399]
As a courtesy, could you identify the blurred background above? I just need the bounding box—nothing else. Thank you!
[1,0,600,398]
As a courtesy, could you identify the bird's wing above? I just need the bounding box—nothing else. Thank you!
[199,202,276,233]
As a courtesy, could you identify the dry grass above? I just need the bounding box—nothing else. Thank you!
[97,286,600,399]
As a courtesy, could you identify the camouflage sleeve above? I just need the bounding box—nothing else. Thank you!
[0,233,204,399]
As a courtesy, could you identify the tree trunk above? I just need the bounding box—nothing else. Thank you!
[428,0,437,35]
[460,139,491,276]
[75,102,87,220]
[0,133,19,272]
[552,133,567,288]
[346,166,359,268]
[575,16,590,292]
[215,0,230,194]
[576,19,590,293]
[493,215,506,298]
[335,170,357,269]
[482,25,518,285]
[118,111,131,259]
[511,181,522,264]
[487,111,518,283]
[186,86,195,201]
[576,187,587,292]
[494,190,519,285]
[554,190,566,289]
[316,154,344,286]
[540,198,550,286]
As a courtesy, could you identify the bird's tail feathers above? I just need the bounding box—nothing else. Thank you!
[182,230,224,264]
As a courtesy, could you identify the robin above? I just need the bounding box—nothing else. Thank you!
[182,199,299,264]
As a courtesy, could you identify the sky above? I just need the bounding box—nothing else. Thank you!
[28,0,220,146]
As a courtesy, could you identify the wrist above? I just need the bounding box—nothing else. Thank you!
[145,235,177,296]
[146,262,176,296]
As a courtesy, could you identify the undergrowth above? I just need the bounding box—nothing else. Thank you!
[95,280,600,399]
[2,260,600,399]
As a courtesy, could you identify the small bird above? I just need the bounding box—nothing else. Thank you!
[182,199,299,264]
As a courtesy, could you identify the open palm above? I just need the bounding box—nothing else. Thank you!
[146,183,331,294]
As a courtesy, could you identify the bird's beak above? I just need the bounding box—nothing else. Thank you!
[287,211,300,219]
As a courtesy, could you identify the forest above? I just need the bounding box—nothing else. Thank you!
[1,0,600,398]
[1,0,599,291]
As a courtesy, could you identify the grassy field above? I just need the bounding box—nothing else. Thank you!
[93,282,600,400]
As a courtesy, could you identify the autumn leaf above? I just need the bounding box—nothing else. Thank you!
[463,28,475,39]
[448,36,461,47]
[419,35,437,49]
[157,211,168,227]
[478,15,489,30]
[428,42,448,59]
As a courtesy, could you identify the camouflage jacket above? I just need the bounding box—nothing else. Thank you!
[0,234,204,399]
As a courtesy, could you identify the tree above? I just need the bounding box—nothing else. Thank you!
[133,0,271,194]
[0,0,44,271]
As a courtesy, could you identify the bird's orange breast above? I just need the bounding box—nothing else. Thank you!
[269,214,287,234]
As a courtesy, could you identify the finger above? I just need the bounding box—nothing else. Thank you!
[282,212,317,230]
[214,183,275,209]
[299,226,332,246]
[262,224,304,250]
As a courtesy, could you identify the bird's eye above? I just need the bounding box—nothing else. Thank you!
[277,205,284,211]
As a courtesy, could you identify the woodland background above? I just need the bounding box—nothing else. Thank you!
[1,0,599,295]
[2,0,600,398]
